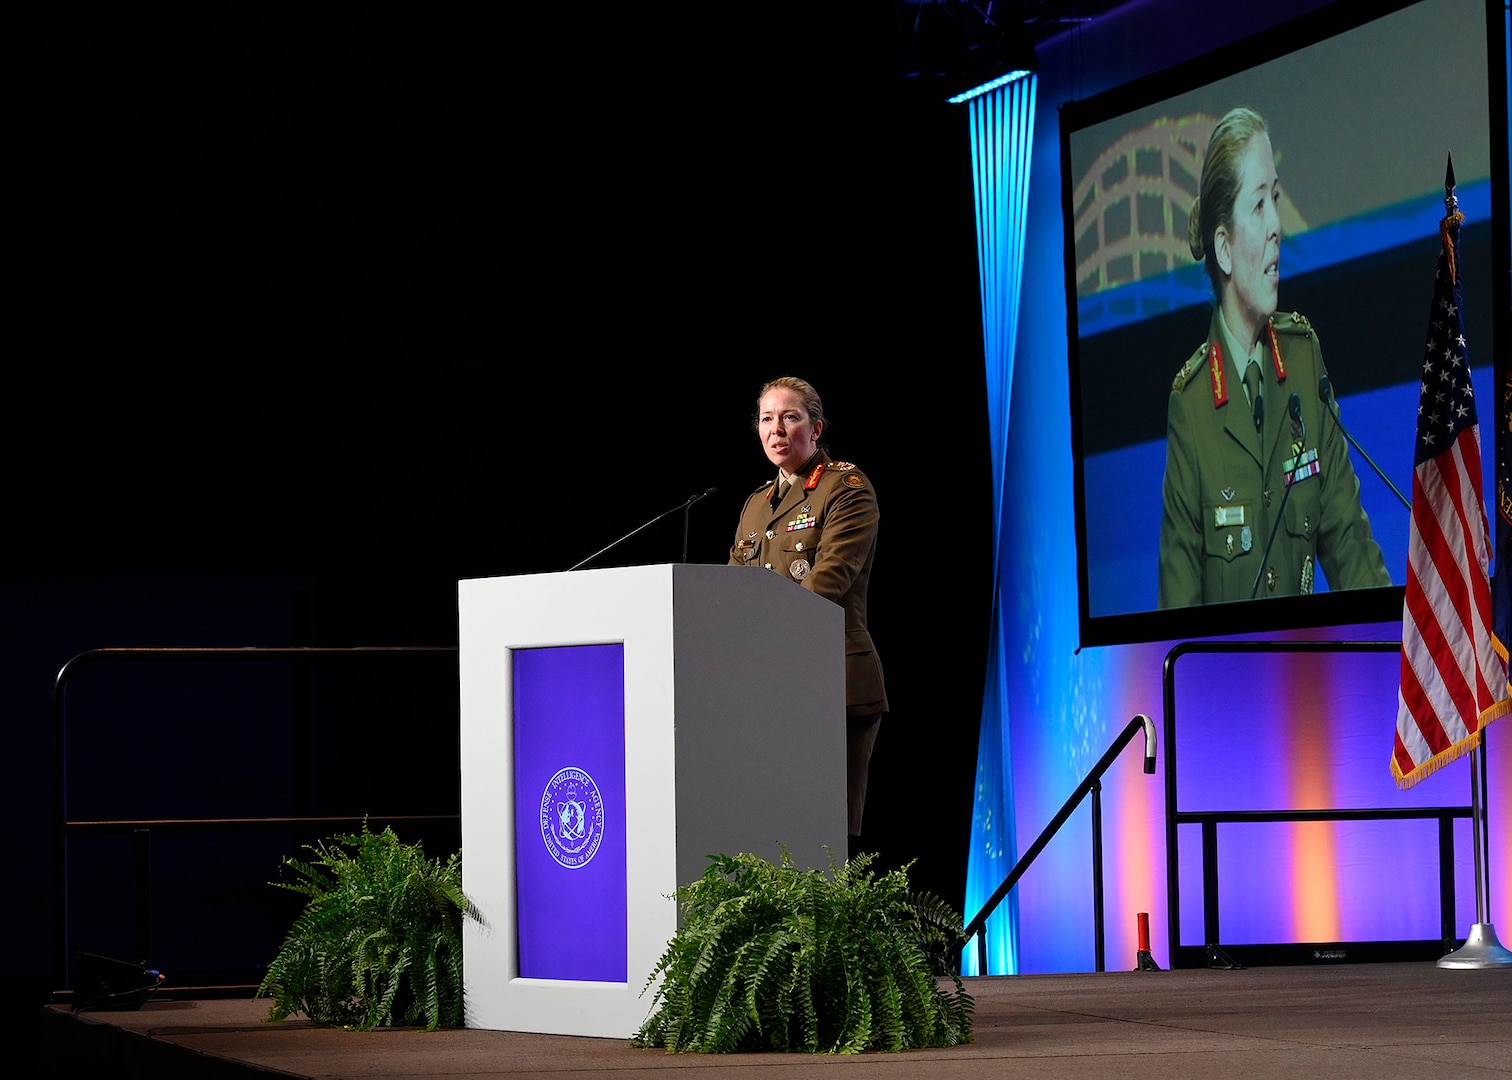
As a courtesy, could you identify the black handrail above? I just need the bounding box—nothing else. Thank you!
[963,714,1158,976]
[52,646,459,994]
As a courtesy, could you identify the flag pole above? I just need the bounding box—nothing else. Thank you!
[1438,739,1510,967]
[1432,157,1510,969]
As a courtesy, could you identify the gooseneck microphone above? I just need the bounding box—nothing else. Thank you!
[680,488,718,563]
[1250,393,1307,599]
[1319,376,1412,511]
[568,488,719,571]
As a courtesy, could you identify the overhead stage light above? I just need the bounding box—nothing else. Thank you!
[945,30,1038,105]
[947,68,1032,104]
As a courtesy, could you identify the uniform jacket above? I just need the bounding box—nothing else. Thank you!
[729,451,888,716]
[1157,309,1391,608]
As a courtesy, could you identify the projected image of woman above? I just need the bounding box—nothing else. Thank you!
[1156,107,1389,608]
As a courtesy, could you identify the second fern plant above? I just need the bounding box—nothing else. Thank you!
[633,850,974,1053]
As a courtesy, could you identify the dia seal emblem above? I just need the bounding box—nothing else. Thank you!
[540,766,605,869]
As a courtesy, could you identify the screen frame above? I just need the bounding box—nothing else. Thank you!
[1059,0,1511,648]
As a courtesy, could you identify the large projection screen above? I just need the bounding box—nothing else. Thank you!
[1062,0,1506,647]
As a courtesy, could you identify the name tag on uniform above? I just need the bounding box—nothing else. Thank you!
[1214,505,1245,528]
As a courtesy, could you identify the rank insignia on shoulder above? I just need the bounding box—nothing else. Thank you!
[829,461,857,472]
[842,474,865,489]
[1271,310,1314,335]
[1173,346,1208,391]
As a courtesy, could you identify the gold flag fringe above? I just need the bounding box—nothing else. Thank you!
[1394,698,1512,790]
[1395,728,1480,789]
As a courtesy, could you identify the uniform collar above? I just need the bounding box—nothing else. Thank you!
[776,451,823,484]
[1217,307,1265,388]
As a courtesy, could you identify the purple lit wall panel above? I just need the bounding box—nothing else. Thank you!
[1172,650,1465,812]
[1171,647,1475,946]
[512,644,628,982]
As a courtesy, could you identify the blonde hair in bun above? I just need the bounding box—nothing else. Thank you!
[1188,197,1206,261]
[1191,107,1269,294]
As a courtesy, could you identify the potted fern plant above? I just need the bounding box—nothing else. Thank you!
[633,850,974,1054]
[256,822,480,1031]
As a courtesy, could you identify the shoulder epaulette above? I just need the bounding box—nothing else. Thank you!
[817,461,866,490]
[1172,343,1209,391]
[1271,310,1314,335]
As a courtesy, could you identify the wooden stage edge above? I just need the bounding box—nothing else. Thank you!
[36,962,1512,1080]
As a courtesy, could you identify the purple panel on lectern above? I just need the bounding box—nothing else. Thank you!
[513,644,628,982]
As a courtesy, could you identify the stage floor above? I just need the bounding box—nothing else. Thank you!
[38,962,1512,1079]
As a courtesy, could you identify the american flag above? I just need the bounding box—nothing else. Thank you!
[1394,207,1510,788]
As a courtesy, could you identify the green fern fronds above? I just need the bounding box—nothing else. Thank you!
[256,822,480,1031]
[633,849,973,1054]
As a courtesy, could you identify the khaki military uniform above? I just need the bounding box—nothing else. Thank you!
[1157,309,1390,608]
[730,451,887,836]
[729,451,888,715]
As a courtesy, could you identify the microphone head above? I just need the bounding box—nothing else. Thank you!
[1288,393,1303,422]
[1318,375,1333,404]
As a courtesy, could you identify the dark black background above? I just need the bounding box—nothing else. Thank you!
[6,0,994,1024]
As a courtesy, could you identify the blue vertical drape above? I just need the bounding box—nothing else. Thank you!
[960,74,1037,976]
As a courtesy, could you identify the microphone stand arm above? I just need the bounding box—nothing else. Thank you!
[568,494,704,572]
[1334,411,1412,511]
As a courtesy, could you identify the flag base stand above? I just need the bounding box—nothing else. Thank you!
[1205,943,1245,970]
[1135,949,1163,971]
[1437,924,1512,969]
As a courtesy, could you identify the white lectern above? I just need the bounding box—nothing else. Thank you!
[459,563,847,1038]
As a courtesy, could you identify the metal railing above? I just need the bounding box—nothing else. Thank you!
[963,714,1158,975]
[1162,640,1470,968]
[52,646,460,994]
